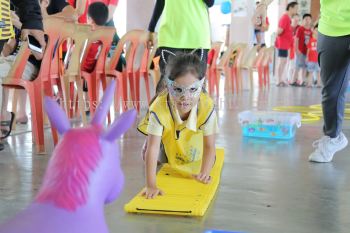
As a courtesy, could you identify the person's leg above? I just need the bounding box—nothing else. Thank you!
[16,90,28,123]
[309,33,350,162]
[276,49,288,86]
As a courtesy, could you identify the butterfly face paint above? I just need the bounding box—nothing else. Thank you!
[167,78,205,100]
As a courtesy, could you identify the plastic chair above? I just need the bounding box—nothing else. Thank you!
[80,26,115,115]
[60,23,92,125]
[239,45,259,90]
[206,42,222,96]
[134,31,153,111]
[2,17,64,153]
[105,30,152,112]
[261,46,274,88]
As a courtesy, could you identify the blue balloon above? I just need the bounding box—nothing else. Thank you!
[220,1,231,14]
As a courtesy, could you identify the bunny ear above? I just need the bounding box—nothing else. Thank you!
[91,80,116,125]
[44,96,71,135]
[161,49,177,65]
[102,109,137,142]
[190,48,204,61]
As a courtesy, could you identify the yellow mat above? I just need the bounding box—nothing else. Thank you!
[124,148,225,217]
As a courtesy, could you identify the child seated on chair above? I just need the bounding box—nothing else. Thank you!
[81,2,108,108]
[138,53,218,199]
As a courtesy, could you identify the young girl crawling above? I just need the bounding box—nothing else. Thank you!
[138,53,218,199]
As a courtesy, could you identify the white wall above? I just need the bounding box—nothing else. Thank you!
[229,0,255,45]
[126,0,154,31]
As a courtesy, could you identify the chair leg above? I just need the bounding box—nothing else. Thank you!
[75,77,87,126]
[27,84,45,154]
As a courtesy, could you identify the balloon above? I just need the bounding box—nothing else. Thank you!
[220,1,231,14]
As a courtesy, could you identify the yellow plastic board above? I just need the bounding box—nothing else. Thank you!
[124,148,225,216]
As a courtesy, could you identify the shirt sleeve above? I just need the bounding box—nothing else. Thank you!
[47,0,69,15]
[147,113,164,136]
[12,0,43,30]
[148,0,165,32]
[203,0,215,7]
[201,110,219,136]
[278,15,289,30]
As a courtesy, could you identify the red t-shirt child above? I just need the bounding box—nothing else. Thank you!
[275,13,293,50]
[307,37,318,63]
[82,41,102,73]
[290,24,300,59]
[68,0,119,23]
[295,26,312,55]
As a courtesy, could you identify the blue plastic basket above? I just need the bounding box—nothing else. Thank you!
[238,111,301,140]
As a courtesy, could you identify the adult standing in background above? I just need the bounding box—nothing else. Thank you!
[256,0,349,162]
[274,1,298,87]
[147,0,215,93]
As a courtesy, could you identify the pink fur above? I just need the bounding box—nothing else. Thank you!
[36,126,103,211]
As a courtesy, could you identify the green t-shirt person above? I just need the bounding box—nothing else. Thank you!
[319,0,350,37]
[148,0,213,49]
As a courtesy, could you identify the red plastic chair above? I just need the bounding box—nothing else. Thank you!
[206,42,222,96]
[2,17,65,153]
[80,26,115,115]
[105,30,152,112]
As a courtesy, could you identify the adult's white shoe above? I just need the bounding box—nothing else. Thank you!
[309,132,348,163]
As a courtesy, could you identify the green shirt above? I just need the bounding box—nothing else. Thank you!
[319,0,350,36]
[158,0,211,49]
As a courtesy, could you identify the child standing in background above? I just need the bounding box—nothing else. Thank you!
[138,53,218,199]
[306,24,321,88]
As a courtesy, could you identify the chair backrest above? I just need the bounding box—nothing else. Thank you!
[241,45,259,68]
[46,18,76,81]
[228,43,248,69]
[106,30,149,75]
[261,46,274,66]
[3,17,66,84]
[63,24,92,80]
[208,42,223,69]
[80,26,115,75]
[147,33,158,70]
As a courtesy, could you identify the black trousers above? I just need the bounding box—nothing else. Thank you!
[318,32,350,138]
[0,39,7,53]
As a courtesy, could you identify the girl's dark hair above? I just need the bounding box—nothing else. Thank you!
[165,53,207,81]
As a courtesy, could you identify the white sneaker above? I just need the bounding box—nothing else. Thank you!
[309,132,348,163]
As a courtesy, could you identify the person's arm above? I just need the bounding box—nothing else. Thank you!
[194,134,216,184]
[277,27,284,35]
[148,0,165,33]
[142,134,163,199]
[11,11,22,29]
[203,0,215,7]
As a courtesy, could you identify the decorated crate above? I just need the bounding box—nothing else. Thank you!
[238,111,301,139]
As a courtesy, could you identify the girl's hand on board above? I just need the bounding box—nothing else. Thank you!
[142,186,164,199]
[193,173,211,184]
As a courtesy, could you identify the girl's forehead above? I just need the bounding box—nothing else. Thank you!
[172,73,201,85]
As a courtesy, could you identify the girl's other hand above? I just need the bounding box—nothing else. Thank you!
[193,173,211,184]
[142,186,164,199]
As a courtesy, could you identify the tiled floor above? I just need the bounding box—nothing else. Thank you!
[1,85,350,233]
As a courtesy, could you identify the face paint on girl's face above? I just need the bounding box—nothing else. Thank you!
[167,78,205,100]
